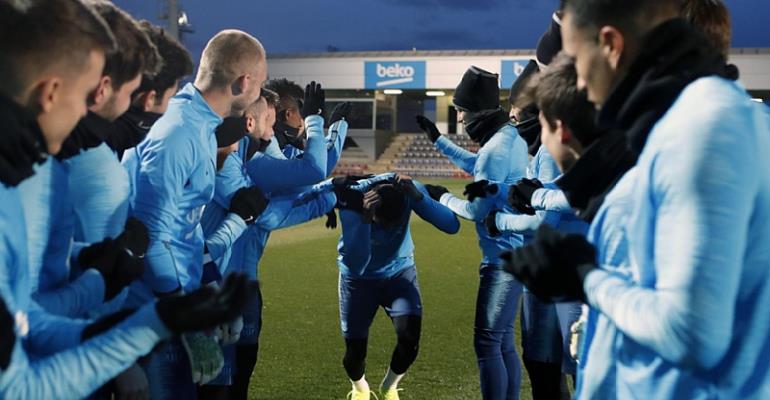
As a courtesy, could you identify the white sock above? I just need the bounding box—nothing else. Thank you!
[351,375,369,392]
[380,368,405,391]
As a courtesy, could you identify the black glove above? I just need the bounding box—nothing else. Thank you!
[110,252,145,300]
[415,115,441,143]
[334,186,365,213]
[0,297,14,370]
[78,240,145,301]
[301,81,325,118]
[229,186,269,224]
[508,178,544,216]
[329,102,351,125]
[118,217,150,257]
[501,224,597,302]
[324,210,337,229]
[394,174,424,201]
[156,273,259,334]
[77,238,120,276]
[331,174,373,189]
[424,184,449,202]
[78,218,149,300]
[463,180,499,202]
[82,217,148,262]
[484,210,502,237]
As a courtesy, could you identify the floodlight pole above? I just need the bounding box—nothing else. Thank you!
[167,0,179,40]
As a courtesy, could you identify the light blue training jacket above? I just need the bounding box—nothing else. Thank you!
[65,142,130,243]
[334,176,460,279]
[124,83,221,306]
[0,183,170,399]
[64,141,133,316]
[574,168,636,399]
[218,118,344,277]
[494,146,588,237]
[581,77,770,399]
[433,124,528,264]
[244,115,331,195]
[17,158,106,318]
[201,116,343,279]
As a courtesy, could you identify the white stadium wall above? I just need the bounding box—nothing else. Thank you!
[731,50,770,91]
[267,49,770,91]
[267,49,770,160]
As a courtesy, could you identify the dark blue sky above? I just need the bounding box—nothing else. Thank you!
[114,0,770,58]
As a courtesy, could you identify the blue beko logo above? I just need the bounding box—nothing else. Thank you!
[365,61,426,89]
[500,60,530,88]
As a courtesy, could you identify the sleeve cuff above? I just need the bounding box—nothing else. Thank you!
[304,115,325,136]
[494,212,504,231]
[435,135,451,150]
[439,192,452,206]
[224,212,248,231]
[328,119,348,134]
[531,188,546,210]
[80,268,107,302]
[582,267,605,308]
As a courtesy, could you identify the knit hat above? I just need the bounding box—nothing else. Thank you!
[453,66,500,112]
[536,12,563,67]
[508,60,540,106]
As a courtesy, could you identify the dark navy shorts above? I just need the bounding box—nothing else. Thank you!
[237,285,263,345]
[140,338,195,399]
[338,266,422,339]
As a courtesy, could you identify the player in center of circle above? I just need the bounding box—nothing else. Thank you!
[322,173,460,400]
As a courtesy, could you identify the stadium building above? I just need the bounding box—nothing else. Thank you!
[268,49,770,177]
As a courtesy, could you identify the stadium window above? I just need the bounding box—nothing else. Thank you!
[326,100,374,129]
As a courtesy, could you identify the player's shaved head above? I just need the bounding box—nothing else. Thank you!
[195,29,266,91]
[195,29,267,117]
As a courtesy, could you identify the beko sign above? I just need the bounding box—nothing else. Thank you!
[364,61,426,89]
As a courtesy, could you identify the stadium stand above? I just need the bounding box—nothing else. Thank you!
[333,133,476,178]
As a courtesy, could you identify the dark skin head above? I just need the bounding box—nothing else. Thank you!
[362,182,410,228]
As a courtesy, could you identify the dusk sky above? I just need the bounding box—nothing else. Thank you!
[114,0,770,58]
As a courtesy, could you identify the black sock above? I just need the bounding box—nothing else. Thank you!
[523,358,563,400]
[197,384,230,400]
[390,315,422,374]
[230,343,259,400]
[343,338,368,381]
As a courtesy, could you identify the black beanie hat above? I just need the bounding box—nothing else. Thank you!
[508,60,540,105]
[215,116,247,148]
[453,66,500,112]
[536,12,563,67]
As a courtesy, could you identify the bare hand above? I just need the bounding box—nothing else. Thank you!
[361,190,381,224]
[395,174,424,201]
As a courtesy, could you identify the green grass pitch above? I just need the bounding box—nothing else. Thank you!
[248,179,535,399]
